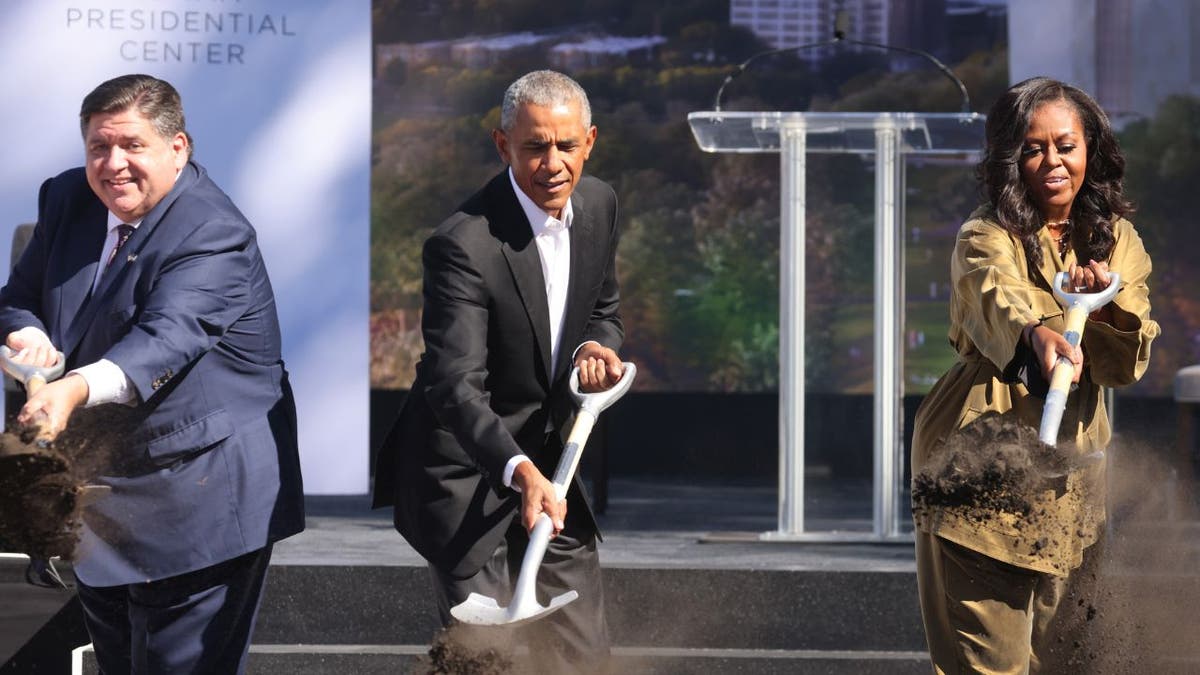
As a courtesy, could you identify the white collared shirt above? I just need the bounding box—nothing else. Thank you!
[507,167,572,379]
[71,211,141,406]
[502,168,577,489]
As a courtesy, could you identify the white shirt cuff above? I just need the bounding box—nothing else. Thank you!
[503,454,532,490]
[70,359,136,407]
[572,340,601,362]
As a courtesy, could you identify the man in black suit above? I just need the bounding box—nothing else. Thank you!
[373,70,625,672]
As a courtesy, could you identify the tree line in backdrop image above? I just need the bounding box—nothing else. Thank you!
[370,0,1199,397]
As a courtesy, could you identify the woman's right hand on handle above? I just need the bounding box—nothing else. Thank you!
[1028,323,1082,383]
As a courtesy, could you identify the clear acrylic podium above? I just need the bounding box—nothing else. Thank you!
[688,111,986,541]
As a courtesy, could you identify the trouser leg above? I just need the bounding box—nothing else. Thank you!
[430,518,610,675]
[76,581,133,675]
[507,520,610,674]
[76,545,274,675]
[917,532,1066,675]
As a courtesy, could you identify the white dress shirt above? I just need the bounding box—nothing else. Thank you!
[501,168,596,489]
[510,168,573,377]
[67,211,140,406]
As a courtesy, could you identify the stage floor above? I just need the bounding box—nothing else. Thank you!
[274,477,918,571]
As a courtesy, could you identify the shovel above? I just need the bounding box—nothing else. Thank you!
[0,344,66,402]
[450,362,637,627]
[1038,271,1120,456]
[1,345,111,506]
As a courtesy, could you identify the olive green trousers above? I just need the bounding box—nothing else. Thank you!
[915,532,1068,674]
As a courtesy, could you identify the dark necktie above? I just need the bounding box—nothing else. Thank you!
[106,224,134,270]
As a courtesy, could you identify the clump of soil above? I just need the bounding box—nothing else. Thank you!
[912,412,1104,570]
[0,406,131,559]
[412,624,515,675]
[913,412,1076,517]
[0,427,81,559]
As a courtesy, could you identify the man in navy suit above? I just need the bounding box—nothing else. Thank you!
[0,74,304,673]
[374,70,626,674]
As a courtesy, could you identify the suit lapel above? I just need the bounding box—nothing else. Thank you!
[493,174,553,384]
[52,200,107,349]
[556,187,597,383]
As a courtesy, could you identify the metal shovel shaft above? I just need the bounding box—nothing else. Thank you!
[449,362,636,627]
[505,514,575,619]
[550,410,595,499]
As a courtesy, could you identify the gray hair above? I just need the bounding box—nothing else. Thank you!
[80,74,194,156]
[500,70,592,132]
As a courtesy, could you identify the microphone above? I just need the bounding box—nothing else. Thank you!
[713,10,971,114]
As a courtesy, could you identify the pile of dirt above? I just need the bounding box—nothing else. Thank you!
[412,625,516,675]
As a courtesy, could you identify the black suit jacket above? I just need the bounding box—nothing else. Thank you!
[373,170,622,578]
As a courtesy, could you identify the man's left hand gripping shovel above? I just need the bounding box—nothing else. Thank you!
[450,362,637,626]
[0,346,112,507]
[1038,272,1120,466]
[1,346,111,588]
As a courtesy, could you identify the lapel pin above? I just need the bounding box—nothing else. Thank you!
[127,254,138,262]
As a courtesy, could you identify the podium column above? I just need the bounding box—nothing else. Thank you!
[873,117,904,538]
[774,119,807,537]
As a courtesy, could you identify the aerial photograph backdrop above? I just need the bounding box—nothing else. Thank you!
[369,0,1197,401]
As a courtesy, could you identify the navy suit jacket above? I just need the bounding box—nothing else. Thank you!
[373,171,623,579]
[0,161,304,586]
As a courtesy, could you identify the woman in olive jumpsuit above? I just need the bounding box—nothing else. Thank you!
[911,77,1160,674]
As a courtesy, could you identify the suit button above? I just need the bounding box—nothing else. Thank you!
[151,370,174,389]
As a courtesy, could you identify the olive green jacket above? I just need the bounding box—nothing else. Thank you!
[911,205,1160,575]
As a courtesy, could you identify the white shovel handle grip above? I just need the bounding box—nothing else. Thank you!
[569,361,637,415]
[551,362,636,499]
[1050,271,1120,313]
[0,345,66,386]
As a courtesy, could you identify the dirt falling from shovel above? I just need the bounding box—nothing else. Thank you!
[410,624,516,675]
[1034,438,1200,674]
[0,428,81,558]
[915,413,1200,672]
[0,408,128,559]
[911,411,1097,567]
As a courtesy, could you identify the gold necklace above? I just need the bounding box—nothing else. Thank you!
[1046,219,1072,253]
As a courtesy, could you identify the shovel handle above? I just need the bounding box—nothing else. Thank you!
[569,361,637,416]
[0,345,66,387]
[552,363,637,500]
[1040,305,1087,445]
[550,410,596,500]
[6,352,58,443]
[1038,272,1121,446]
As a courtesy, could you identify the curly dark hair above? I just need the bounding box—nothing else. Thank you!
[976,77,1132,271]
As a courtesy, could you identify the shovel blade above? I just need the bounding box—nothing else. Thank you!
[78,484,112,507]
[450,590,578,627]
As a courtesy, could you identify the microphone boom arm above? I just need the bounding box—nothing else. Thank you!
[714,36,970,114]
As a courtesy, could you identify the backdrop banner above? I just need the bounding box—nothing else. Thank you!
[0,1,371,494]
